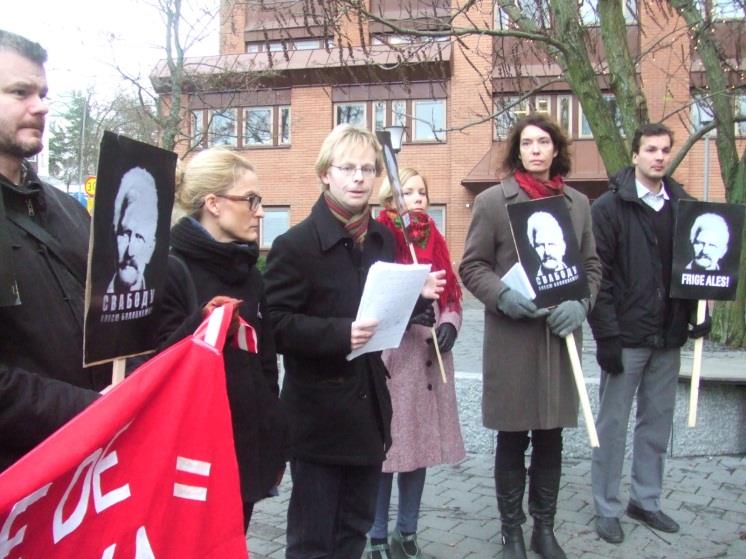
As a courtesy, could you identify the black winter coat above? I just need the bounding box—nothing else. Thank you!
[0,167,106,470]
[588,167,696,348]
[264,196,395,465]
[156,217,287,505]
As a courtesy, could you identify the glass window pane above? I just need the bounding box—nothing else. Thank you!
[209,109,237,147]
[494,96,520,139]
[280,106,291,144]
[691,95,716,133]
[559,96,572,137]
[190,110,204,148]
[429,205,445,234]
[244,107,272,146]
[414,99,445,141]
[335,103,366,127]
[579,107,593,138]
[374,101,386,131]
[261,207,290,248]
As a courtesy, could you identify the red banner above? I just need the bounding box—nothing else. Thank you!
[0,306,248,558]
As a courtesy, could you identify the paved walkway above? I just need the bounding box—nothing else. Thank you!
[247,453,746,558]
[248,294,746,558]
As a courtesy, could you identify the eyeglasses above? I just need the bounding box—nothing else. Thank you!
[215,193,263,211]
[330,164,377,179]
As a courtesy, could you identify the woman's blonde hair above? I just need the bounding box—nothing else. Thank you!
[174,148,256,218]
[378,167,429,207]
[314,124,384,189]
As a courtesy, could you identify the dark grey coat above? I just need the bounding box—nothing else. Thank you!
[459,176,602,431]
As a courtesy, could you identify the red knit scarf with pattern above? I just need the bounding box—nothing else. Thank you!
[514,170,565,199]
[377,209,462,313]
[323,190,370,246]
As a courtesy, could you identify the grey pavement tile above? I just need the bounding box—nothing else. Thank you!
[419,526,468,546]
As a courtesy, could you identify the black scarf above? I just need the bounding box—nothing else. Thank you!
[170,217,259,286]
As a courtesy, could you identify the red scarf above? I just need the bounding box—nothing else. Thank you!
[514,170,565,199]
[377,209,462,313]
[323,191,370,246]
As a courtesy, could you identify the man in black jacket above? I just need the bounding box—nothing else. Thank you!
[0,30,105,471]
[264,124,443,559]
[588,123,710,544]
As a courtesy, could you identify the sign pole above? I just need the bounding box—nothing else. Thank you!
[687,300,707,427]
[564,333,599,447]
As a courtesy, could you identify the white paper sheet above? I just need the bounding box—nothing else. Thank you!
[502,262,537,300]
[346,261,431,360]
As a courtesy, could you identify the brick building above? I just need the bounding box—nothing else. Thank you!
[151,0,745,262]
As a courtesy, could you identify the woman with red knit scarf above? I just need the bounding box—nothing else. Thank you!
[366,168,465,559]
[460,114,601,559]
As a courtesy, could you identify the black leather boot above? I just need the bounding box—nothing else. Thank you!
[528,468,567,559]
[496,469,527,559]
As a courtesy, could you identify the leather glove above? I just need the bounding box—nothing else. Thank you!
[496,288,549,320]
[409,303,436,328]
[596,337,624,375]
[689,314,711,339]
[547,300,587,338]
[203,295,243,337]
[432,322,457,353]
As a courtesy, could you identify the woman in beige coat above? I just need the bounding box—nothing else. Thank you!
[459,114,601,559]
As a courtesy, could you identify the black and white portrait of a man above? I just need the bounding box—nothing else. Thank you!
[527,211,568,280]
[107,167,158,293]
[686,212,729,272]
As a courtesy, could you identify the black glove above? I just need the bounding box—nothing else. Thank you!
[409,303,436,328]
[433,322,457,353]
[689,313,711,339]
[596,337,624,375]
[496,288,549,320]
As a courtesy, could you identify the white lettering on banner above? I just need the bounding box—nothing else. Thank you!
[100,526,156,559]
[54,449,101,543]
[681,273,730,288]
[0,484,51,559]
[173,456,211,502]
[53,423,132,543]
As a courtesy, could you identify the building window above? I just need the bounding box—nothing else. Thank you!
[209,108,237,147]
[535,96,551,115]
[335,102,367,127]
[190,110,205,148]
[280,106,291,145]
[374,101,387,131]
[244,107,272,146]
[700,0,745,20]
[736,94,746,136]
[413,99,446,142]
[690,95,716,133]
[261,207,290,249]
[579,0,638,25]
[577,94,621,139]
[429,205,446,234]
[494,97,531,139]
[558,95,573,137]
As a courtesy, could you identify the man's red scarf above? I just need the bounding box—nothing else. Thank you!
[377,209,462,313]
[323,190,370,246]
[514,170,565,199]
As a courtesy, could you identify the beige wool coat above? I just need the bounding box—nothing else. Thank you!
[459,176,602,432]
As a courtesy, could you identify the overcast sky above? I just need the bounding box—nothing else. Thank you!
[3,0,218,108]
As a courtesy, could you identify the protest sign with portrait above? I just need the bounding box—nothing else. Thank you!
[671,200,745,300]
[507,195,589,308]
[83,132,176,366]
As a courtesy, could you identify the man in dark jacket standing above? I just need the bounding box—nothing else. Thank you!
[0,30,106,471]
[264,124,443,559]
[589,123,710,544]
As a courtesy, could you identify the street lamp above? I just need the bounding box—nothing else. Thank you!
[384,125,406,153]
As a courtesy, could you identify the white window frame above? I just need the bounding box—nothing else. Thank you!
[335,102,367,127]
[557,95,573,138]
[577,104,593,139]
[260,207,290,249]
[413,99,446,142]
[190,110,205,148]
[244,107,273,146]
[208,108,238,147]
[374,101,387,132]
[280,106,291,145]
[691,95,717,135]
[736,94,746,136]
[428,205,446,235]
